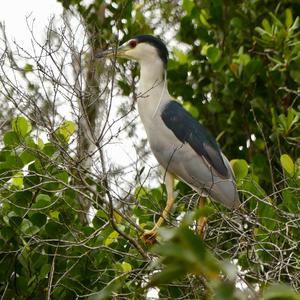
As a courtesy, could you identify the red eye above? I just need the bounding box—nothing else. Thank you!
[129,40,137,48]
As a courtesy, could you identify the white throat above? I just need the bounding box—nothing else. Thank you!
[137,59,171,123]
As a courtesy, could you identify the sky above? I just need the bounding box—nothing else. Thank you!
[0,0,62,46]
[0,0,158,192]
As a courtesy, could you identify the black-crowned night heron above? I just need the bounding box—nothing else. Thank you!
[97,35,240,243]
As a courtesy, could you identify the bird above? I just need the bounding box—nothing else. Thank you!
[96,35,240,243]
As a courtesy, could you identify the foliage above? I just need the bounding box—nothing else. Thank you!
[0,0,300,299]
[0,117,146,299]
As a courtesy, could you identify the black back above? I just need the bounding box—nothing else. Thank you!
[161,101,229,178]
[134,35,169,68]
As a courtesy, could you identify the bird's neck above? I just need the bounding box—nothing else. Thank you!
[137,59,171,123]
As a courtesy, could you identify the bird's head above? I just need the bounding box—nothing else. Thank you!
[96,35,169,68]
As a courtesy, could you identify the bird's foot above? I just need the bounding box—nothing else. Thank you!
[142,229,158,245]
[197,216,207,239]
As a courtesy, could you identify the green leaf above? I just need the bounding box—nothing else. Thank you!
[280,154,295,175]
[290,70,300,85]
[153,226,220,280]
[199,9,210,28]
[92,210,108,228]
[183,102,199,118]
[23,64,33,73]
[24,136,37,148]
[12,116,32,137]
[37,137,44,149]
[0,253,13,281]
[1,226,14,240]
[262,18,272,33]
[230,17,243,30]
[281,189,299,213]
[289,16,299,33]
[238,53,251,65]
[54,171,69,183]
[121,262,132,272]
[230,159,248,180]
[206,46,221,63]
[278,108,300,134]
[3,131,19,147]
[39,264,51,279]
[6,153,24,169]
[150,265,183,286]
[29,213,47,227]
[36,193,51,203]
[173,48,188,64]
[16,276,28,293]
[11,172,24,189]
[33,194,51,209]
[45,221,67,235]
[104,231,119,246]
[285,9,293,29]
[88,278,123,300]
[263,284,300,300]
[269,12,284,28]
[43,143,57,156]
[214,281,235,300]
[243,58,263,82]
[56,120,76,142]
[8,214,23,228]
[258,201,276,230]
[49,210,60,220]
[20,219,40,235]
[20,150,36,164]
[241,176,267,204]
[255,26,272,39]
[183,0,194,15]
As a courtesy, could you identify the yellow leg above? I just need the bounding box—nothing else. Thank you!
[197,197,207,238]
[142,172,174,244]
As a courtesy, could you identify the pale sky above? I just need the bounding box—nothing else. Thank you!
[0,0,62,46]
[0,0,158,192]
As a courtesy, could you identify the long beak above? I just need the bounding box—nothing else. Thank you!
[95,44,130,59]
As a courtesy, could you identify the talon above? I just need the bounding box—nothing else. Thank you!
[142,230,158,245]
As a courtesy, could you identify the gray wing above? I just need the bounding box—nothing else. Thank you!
[161,101,230,178]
